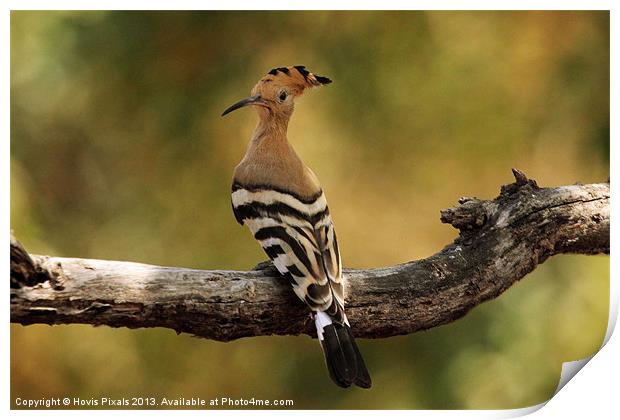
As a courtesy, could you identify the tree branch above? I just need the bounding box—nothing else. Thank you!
[10,170,609,341]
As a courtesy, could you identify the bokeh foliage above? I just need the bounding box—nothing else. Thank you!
[11,11,609,409]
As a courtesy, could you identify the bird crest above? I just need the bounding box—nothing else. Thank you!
[256,65,332,93]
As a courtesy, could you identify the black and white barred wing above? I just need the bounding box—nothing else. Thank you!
[231,185,346,322]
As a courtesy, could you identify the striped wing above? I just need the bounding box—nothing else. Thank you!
[232,183,346,323]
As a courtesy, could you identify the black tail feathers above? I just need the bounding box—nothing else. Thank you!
[319,323,372,389]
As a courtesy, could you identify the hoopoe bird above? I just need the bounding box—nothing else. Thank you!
[222,66,371,388]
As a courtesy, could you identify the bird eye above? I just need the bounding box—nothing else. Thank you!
[278,91,287,102]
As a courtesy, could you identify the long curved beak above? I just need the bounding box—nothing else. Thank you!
[221,95,268,116]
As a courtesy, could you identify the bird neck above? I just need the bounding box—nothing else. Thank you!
[236,112,319,197]
[250,114,291,147]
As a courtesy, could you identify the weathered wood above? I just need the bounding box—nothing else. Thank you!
[10,170,609,341]
[10,233,52,288]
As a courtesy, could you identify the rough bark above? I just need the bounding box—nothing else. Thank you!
[10,170,610,341]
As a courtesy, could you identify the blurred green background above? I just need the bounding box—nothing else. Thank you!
[10,11,609,409]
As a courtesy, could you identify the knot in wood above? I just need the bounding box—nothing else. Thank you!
[440,199,489,230]
[10,235,52,288]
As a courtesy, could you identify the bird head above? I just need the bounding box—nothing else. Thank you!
[222,66,332,118]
